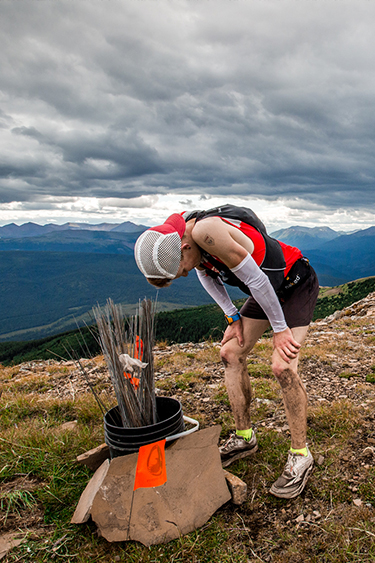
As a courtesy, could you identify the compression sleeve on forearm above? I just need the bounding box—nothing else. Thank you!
[230,253,288,333]
[195,268,239,317]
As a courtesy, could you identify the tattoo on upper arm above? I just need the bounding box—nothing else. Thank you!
[204,234,215,246]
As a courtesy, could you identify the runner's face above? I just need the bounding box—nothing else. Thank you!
[175,258,189,278]
[174,243,201,279]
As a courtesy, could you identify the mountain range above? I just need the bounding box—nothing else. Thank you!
[271,225,375,286]
[0,220,147,238]
[0,221,148,255]
[0,220,374,342]
[270,226,344,249]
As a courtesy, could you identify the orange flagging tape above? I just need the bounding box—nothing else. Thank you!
[124,336,143,389]
[133,439,167,490]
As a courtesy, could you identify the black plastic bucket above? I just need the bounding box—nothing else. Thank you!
[104,396,185,458]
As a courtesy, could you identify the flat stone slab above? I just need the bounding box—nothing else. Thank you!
[76,443,110,471]
[0,533,25,560]
[71,459,110,524]
[89,425,231,545]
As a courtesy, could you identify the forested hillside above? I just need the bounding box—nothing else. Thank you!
[313,276,375,319]
[1,276,374,366]
[0,251,219,341]
[1,225,375,341]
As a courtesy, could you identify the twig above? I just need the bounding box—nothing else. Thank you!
[249,547,266,562]
[348,527,375,538]
[298,521,328,533]
[69,380,75,402]
[0,436,43,451]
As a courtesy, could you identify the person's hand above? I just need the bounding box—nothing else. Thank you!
[273,328,301,363]
[221,319,244,347]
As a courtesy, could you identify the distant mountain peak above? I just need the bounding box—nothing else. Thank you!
[270,225,340,251]
[271,225,338,236]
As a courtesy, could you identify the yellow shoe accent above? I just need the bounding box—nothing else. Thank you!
[236,428,253,442]
[290,446,308,457]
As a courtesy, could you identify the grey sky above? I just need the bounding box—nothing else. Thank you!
[0,0,374,230]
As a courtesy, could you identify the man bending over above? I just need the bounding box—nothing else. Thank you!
[134,204,319,499]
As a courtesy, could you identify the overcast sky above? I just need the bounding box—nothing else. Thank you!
[0,0,374,232]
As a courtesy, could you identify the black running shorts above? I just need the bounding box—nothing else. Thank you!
[240,266,319,328]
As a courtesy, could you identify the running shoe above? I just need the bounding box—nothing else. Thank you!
[270,447,314,499]
[220,431,258,468]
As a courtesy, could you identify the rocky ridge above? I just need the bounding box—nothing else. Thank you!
[2,291,375,559]
[6,291,375,434]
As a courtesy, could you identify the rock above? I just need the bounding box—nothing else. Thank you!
[76,443,110,471]
[90,426,231,545]
[317,455,325,466]
[223,470,247,505]
[295,514,304,523]
[71,459,110,524]
[59,420,78,431]
[0,533,25,560]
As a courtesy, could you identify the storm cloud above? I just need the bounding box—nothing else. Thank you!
[0,0,374,226]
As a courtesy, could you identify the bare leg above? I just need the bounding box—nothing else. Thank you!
[272,326,309,450]
[220,318,270,430]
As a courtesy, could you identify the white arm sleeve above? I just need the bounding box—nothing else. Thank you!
[230,253,288,333]
[195,268,238,317]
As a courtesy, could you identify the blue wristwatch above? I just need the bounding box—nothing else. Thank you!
[225,312,241,325]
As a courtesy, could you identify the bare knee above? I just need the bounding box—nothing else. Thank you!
[220,340,246,368]
[272,364,297,389]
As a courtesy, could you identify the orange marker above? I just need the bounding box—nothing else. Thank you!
[133,439,167,490]
[124,336,144,389]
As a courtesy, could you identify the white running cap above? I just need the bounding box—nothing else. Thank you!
[134,214,186,279]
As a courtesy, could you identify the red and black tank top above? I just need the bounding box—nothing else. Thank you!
[183,204,302,295]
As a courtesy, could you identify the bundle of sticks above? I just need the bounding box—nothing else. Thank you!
[93,298,157,428]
